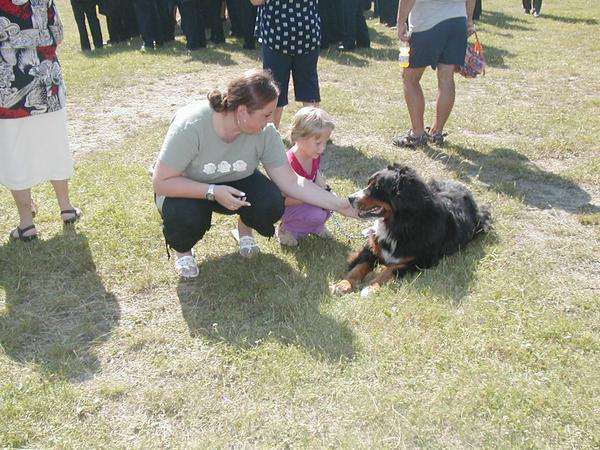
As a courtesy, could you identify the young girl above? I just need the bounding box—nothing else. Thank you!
[277,107,335,246]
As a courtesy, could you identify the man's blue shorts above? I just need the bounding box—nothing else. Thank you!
[409,17,468,69]
[262,44,321,107]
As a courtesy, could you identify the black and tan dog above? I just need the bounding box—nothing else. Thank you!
[332,164,492,297]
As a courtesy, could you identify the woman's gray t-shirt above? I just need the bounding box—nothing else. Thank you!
[155,101,288,211]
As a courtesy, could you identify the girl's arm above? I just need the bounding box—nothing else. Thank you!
[266,164,357,217]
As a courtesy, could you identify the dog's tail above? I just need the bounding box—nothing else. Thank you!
[474,205,492,234]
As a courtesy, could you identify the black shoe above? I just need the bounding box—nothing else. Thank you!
[337,43,355,51]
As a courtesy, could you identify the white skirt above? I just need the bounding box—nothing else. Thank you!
[0,108,73,191]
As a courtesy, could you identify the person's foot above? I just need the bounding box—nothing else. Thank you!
[175,253,200,279]
[337,43,355,52]
[9,224,38,242]
[230,229,261,257]
[524,9,531,14]
[315,226,334,240]
[277,225,299,247]
[425,127,448,146]
[392,130,428,148]
[60,207,83,225]
[532,11,540,17]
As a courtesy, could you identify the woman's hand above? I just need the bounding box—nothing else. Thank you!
[467,20,476,36]
[250,0,265,5]
[335,198,359,218]
[214,185,251,211]
[397,22,410,42]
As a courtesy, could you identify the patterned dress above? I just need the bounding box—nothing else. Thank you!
[0,0,72,190]
[0,0,66,119]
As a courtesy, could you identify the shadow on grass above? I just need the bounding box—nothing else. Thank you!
[320,143,391,186]
[82,37,248,66]
[401,231,499,306]
[423,144,598,214]
[0,231,120,381]
[176,241,357,362]
[480,10,533,31]
[483,44,516,68]
[540,13,598,25]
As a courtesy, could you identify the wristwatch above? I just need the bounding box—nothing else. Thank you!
[206,184,216,201]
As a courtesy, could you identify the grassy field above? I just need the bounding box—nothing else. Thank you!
[1,0,599,447]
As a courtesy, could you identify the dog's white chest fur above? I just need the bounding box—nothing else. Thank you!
[375,219,402,264]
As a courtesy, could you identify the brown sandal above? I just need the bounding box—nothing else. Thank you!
[9,224,38,242]
[61,208,83,225]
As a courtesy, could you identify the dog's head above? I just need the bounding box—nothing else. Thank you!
[348,164,430,219]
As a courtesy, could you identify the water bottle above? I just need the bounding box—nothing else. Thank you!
[399,41,410,68]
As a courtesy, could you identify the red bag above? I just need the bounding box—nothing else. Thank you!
[457,32,486,78]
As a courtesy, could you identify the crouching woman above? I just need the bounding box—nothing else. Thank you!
[152,70,356,278]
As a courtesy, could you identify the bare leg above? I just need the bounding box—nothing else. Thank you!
[237,217,253,238]
[50,179,77,220]
[10,189,37,237]
[402,67,427,135]
[430,63,456,135]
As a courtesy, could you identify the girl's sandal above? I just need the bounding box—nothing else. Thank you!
[230,229,261,258]
[61,207,83,225]
[9,224,38,242]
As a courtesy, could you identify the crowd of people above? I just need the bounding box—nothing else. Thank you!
[2,0,493,278]
[68,0,386,52]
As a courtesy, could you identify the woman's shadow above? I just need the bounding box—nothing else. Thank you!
[176,241,357,362]
[0,231,120,381]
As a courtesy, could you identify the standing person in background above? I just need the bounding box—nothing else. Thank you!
[70,0,104,51]
[206,0,225,44]
[338,0,370,51]
[157,0,177,43]
[179,0,208,50]
[253,0,322,129]
[392,0,475,148]
[99,0,137,43]
[226,0,244,38]
[522,0,541,17]
[240,0,257,49]
[379,0,398,27]
[1,0,82,242]
[473,0,481,20]
[133,0,164,51]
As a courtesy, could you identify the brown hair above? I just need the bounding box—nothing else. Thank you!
[207,69,280,113]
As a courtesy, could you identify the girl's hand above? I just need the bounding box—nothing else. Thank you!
[214,185,251,211]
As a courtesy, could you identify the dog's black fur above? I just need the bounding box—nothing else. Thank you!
[342,164,492,290]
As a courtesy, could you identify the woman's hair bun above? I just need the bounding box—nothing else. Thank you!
[208,89,226,112]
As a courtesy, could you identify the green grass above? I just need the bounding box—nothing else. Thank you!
[1,0,599,447]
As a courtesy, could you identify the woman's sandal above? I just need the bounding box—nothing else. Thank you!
[9,224,38,242]
[61,207,83,225]
[175,254,200,279]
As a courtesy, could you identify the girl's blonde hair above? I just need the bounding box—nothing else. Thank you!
[289,107,335,143]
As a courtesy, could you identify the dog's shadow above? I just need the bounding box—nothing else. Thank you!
[0,231,120,381]
[176,245,357,362]
[397,231,499,306]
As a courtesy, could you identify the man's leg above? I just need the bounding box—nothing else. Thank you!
[430,63,456,135]
[402,67,427,135]
[71,2,91,50]
[84,3,104,49]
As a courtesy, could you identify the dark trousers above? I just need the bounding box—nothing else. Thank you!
[379,0,397,26]
[157,0,177,41]
[70,1,103,50]
[160,171,285,253]
[319,0,338,48]
[522,0,542,13]
[179,0,207,49]
[133,0,164,46]
[473,0,482,20]
[240,0,257,48]
[206,0,225,43]
[226,0,243,36]
[341,0,370,48]
[105,1,138,42]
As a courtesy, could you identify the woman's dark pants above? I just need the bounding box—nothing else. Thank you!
[70,1,104,50]
[160,171,285,253]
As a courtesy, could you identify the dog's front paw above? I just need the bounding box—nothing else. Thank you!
[360,283,380,298]
[330,280,353,295]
